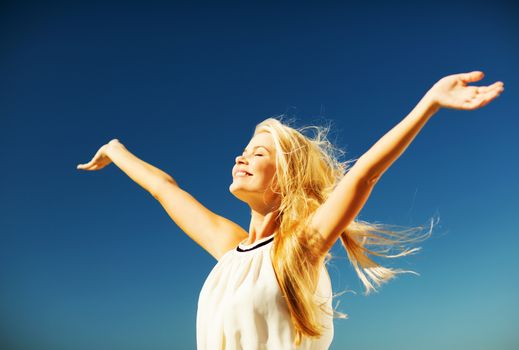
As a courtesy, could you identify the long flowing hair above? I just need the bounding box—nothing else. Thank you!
[254,116,438,347]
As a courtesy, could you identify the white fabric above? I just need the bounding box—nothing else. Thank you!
[196,232,334,349]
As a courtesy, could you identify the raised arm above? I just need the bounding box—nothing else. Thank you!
[352,71,504,181]
[311,71,504,256]
[77,139,248,260]
[105,139,175,195]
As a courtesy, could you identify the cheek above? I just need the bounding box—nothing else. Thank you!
[256,164,276,176]
[262,167,278,185]
[251,161,277,181]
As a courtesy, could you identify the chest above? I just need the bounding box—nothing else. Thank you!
[203,249,283,310]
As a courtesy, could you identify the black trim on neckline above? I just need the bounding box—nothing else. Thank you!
[236,236,275,252]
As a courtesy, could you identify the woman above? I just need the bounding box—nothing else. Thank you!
[77,71,504,349]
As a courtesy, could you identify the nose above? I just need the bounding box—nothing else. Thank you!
[235,155,248,164]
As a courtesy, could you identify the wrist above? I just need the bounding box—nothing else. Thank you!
[108,138,121,147]
[105,139,124,157]
[422,90,441,115]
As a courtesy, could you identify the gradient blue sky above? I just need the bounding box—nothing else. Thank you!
[1,1,518,349]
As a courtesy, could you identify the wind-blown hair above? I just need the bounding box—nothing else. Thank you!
[254,116,437,347]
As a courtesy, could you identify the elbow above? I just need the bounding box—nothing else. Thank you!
[366,173,381,185]
[350,157,382,185]
[351,169,381,187]
[150,178,178,199]
[349,164,381,186]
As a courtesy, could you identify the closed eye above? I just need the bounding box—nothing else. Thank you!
[239,152,264,158]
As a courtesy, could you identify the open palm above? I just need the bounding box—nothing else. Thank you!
[428,71,504,110]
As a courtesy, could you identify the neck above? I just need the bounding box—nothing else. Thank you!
[247,208,280,244]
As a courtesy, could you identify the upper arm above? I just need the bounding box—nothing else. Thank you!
[309,170,379,259]
[152,180,248,260]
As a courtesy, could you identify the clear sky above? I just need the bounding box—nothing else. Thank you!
[1,1,518,349]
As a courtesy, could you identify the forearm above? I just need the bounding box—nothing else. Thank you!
[105,141,177,195]
[352,92,440,182]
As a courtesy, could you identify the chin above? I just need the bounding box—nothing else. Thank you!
[229,184,242,197]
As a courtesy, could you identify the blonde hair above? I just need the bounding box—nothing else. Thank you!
[254,116,437,347]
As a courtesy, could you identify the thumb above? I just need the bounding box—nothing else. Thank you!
[459,71,484,83]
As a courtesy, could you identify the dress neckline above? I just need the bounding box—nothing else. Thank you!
[236,232,276,252]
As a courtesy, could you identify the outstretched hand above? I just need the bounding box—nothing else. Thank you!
[76,139,119,171]
[427,71,504,110]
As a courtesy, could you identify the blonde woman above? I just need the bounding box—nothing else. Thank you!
[77,71,503,349]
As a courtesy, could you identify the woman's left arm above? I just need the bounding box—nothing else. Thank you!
[352,70,504,182]
[310,71,504,257]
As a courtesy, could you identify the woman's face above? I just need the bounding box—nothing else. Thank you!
[229,132,279,208]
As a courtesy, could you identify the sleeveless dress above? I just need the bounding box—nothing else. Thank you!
[196,232,334,349]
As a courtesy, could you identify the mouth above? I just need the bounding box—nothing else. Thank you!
[235,170,253,177]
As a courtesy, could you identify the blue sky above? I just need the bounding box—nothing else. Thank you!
[1,1,518,349]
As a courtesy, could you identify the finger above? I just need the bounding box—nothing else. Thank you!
[77,163,90,169]
[82,160,97,169]
[465,90,502,109]
[80,161,92,169]
[459,71,484,84]
[476,96,495,109]
[477,82,504,94]
[481,89,503,103]
[461,99,485,110]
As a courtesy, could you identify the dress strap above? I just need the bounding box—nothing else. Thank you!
[236,233,275,252]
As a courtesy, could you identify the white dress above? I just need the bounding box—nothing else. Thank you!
[196,232,334,350]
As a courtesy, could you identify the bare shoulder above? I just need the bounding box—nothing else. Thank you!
[152,181,248,261]
[213,216,249,260]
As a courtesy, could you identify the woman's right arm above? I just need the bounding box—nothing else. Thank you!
[77,139,248,260]
[104,139,175,196]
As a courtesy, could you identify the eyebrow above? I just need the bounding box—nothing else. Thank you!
[243,146,271,154]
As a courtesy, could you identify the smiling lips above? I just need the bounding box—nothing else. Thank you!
[235,170,253,177]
